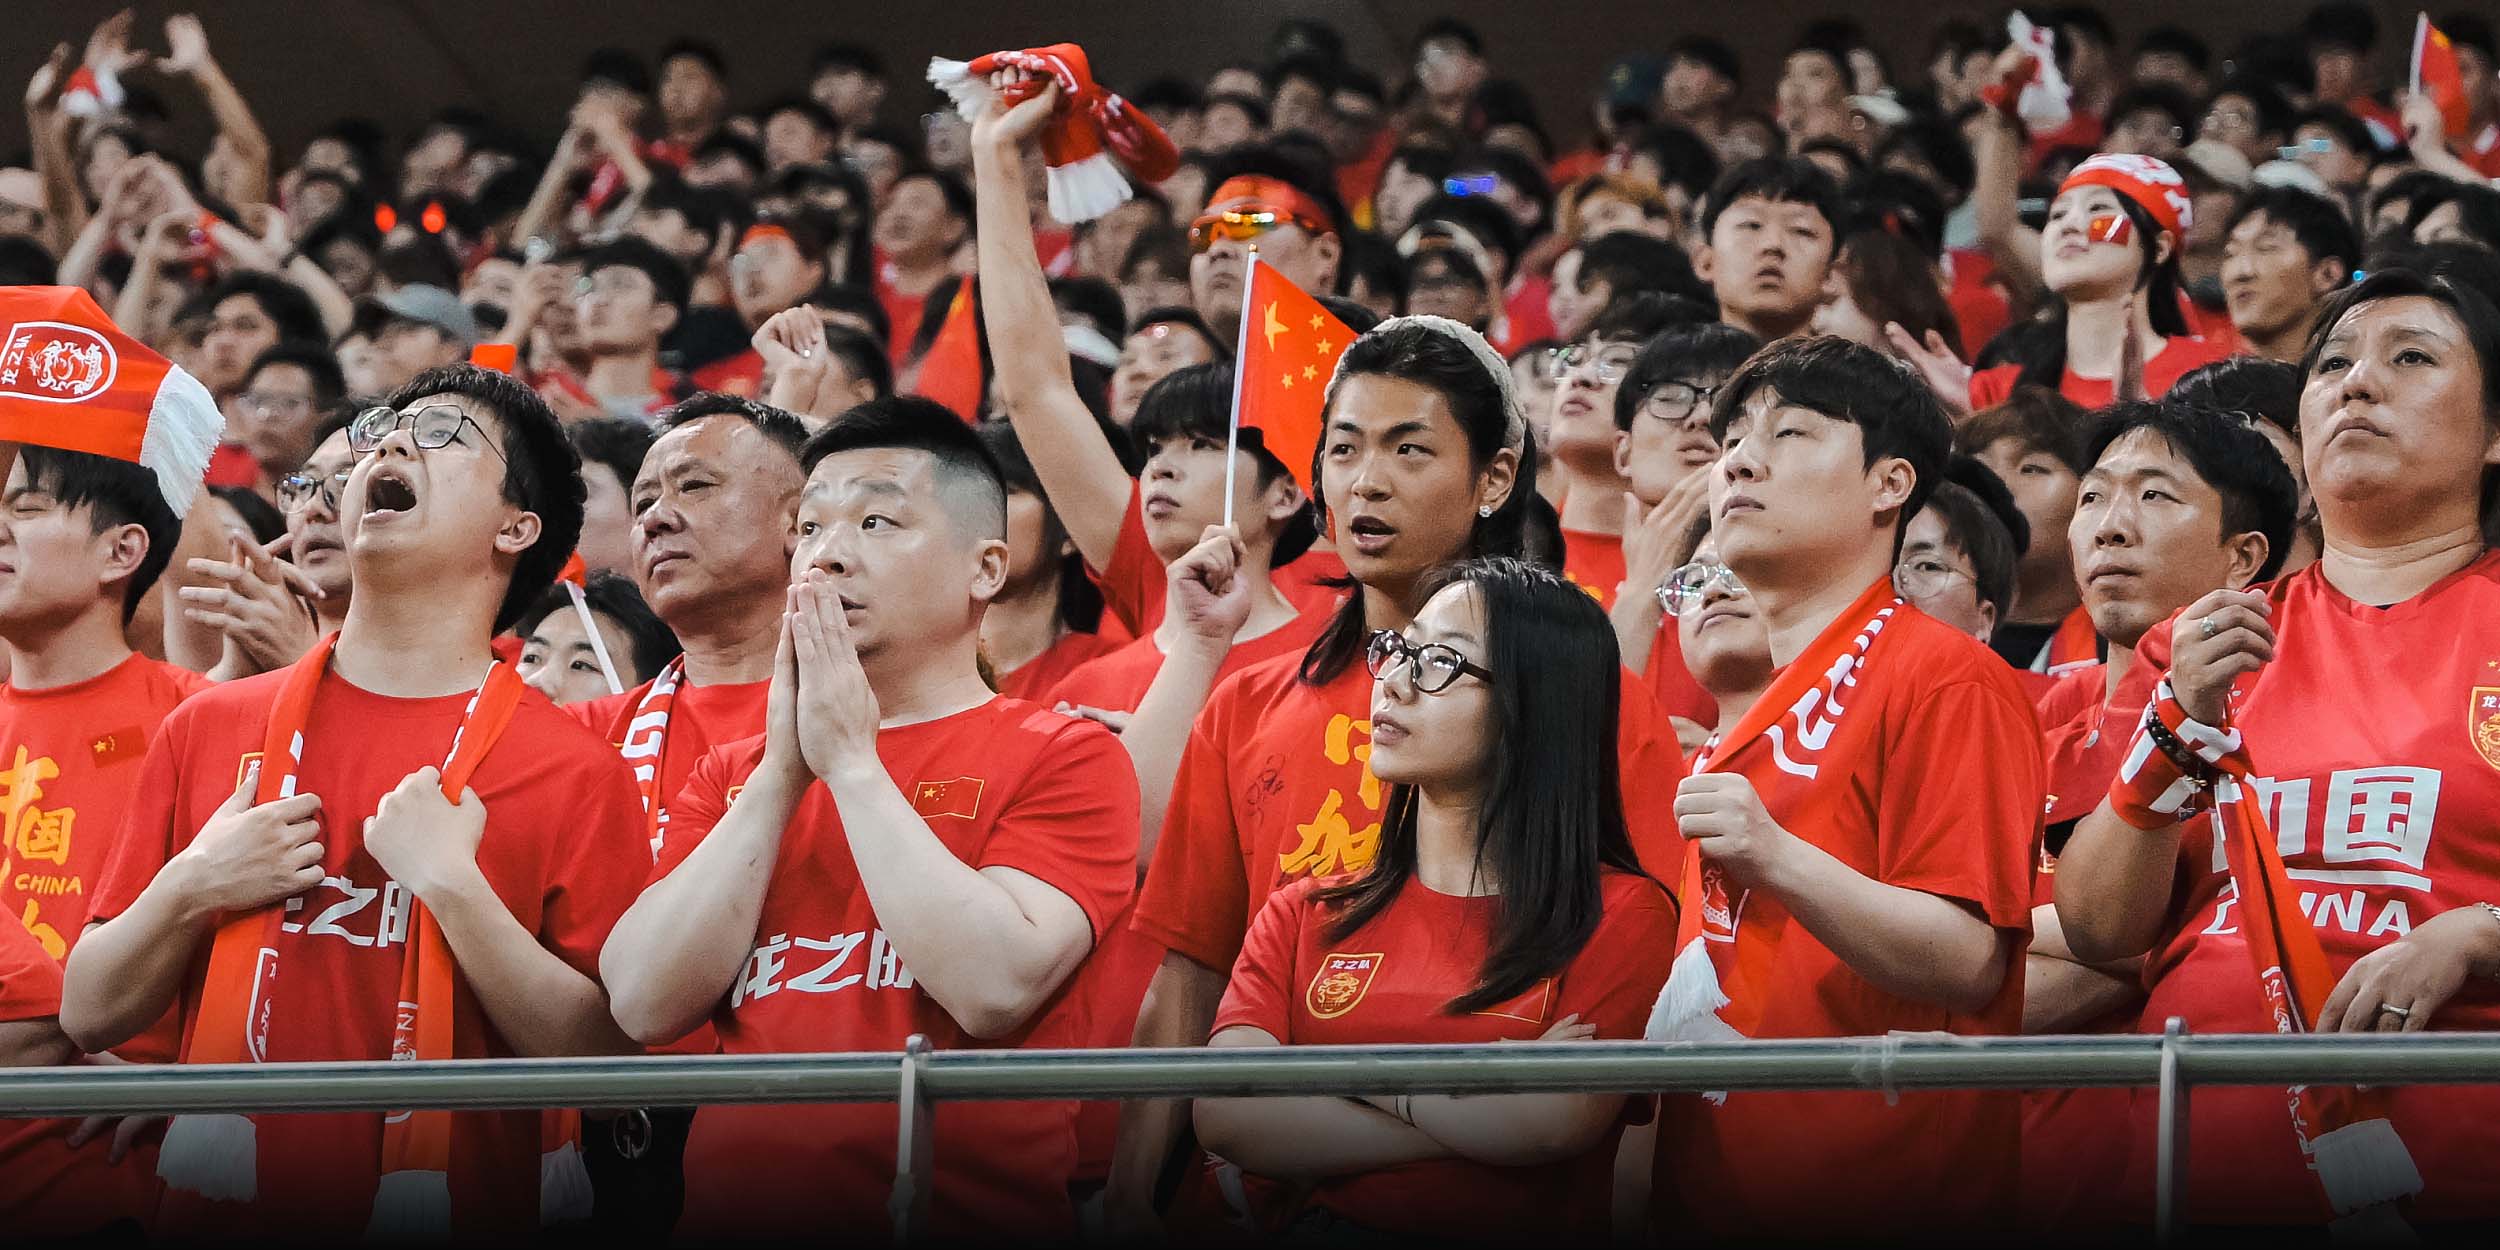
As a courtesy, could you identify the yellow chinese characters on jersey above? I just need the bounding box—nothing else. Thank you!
[0,745,76,960]
[1277,714,1383,880]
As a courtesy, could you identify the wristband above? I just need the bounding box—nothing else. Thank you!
[2108,678,2235,830]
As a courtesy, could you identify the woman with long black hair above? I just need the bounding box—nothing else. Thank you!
[1195,559,1677,1241]
[2058,267,2500,1230]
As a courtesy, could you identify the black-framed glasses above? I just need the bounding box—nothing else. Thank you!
[1642,379,1724,422]
[1549,342,1639,384]
[274,468,352,514]
[1657,560,1742,618]
[1894,555,1975,602]
[1365,629,1494,695]
[348,404,506,461]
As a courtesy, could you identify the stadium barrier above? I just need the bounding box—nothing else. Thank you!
[8,1021,2498,1242]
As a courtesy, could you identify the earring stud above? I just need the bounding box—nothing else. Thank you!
[1477,504,1492,518]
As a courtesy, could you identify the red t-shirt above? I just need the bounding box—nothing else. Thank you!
[875,262,933,368]
[0,909,161,1237]
[1088,483,1344,636]
[0,654,209,964]
[1945,247,2014,358]
[657,698,1137,1241]
[1561,528,1625,611]
[1652,606,2040,1240]
[2122,554,2500,1225]
[994,630,1124,704]
[204,443,259,490]
[1967,334,2235,411]
[690,347,765,399]
[1643,617,1720,729]
[89,669,649,1241]
[1135,651,1685,976]
[1213,872,1678,1239]
[2026,112,2106,169]
[1046,612,1327,716]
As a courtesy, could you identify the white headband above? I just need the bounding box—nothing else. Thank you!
[1323,313,1526,452]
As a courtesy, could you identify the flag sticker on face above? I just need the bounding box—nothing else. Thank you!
[1306,951,1383,1019]
[911,777,985,821]
[2469,687,2500,772]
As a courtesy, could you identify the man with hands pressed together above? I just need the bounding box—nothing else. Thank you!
[599,398,1137,1242]
[1645,337,2041,1240]
[63,367,649,1241]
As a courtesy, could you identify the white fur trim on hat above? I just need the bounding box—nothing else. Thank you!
[1324,314,1524,452]
[141,364,223,518]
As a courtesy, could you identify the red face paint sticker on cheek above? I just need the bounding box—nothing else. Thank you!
[2087,213,2133,246]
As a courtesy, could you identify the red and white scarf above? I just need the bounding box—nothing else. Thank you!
[611,656,686,859]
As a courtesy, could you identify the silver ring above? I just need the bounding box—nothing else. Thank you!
[2199,614,2219,639]
[2378,1003,2412,1020]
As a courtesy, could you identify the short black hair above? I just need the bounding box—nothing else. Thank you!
[1617,322,1763,431]
[693,131,768,180]
[2292,105,2380,158]
[1412,17,1484,57]
[1710,336,1953,530]
[1409,193,1522,273]
[764,96,842,140]
[1342,229,1415,307]
[2406,179,2500,251]
[1128,364,1317,561]
[381,364,584,633]
[0,237,57,286]
[13,448,180,624]
[209,485,287,546]
[1666,36,1742,87]
[518,569,681,682]
[567,416,658,497]
[658,37,727,81]
[2083,401,2300,583]
[2301,1,2377,54]
[2135,25,2213,71]
[811,43,885,79]
[205,272,327,346]
[1585,290,1707,346]
[973,422,1105,634]
[893,168,975,227]
[1960,385,2093,474]
[656,391,811,460]
[582,236,692,316]
[1628,123,1722,200]
[2206,75,2295,141]
[1205,141,1347,239]
[2226,186,2363,276]
[1051,276,1129,346]
[243,341,347,407]
[1205,91,1273,133]
[1577,231,1710,308]
[1920,460,2024,622]
[1700,157,1845,239]
[2170,356,2302,441]
[820,324,893,400]
[1875,121,1977,203]
[580,47,653,96]
[2108,85,2199,142]
[1385,142,1460,188]
[1131,304,1218,344]
[814,283,893,347]
[799,395,1007,540]
[636,175,732,252]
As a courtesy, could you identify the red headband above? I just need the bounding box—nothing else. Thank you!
[738,223,795,251]
[2059,154,2192,241]
[1204,175,1338,234]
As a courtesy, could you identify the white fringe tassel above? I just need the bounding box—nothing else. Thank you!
[540,1139,594,1226]
[2311,1116,2423,1219]
[157,1112,258,1201]
[1047,151,1134,223]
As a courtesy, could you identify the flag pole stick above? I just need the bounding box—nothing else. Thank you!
[2412,13,2427,103]
[566,579,626,695]
[1223,246,1257,532]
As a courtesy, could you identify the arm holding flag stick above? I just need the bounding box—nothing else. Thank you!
[970,70,1133,569]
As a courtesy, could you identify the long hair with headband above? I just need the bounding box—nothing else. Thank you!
[1298,314,1537,686]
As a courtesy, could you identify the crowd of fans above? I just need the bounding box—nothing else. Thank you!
[5,1,2500,1241]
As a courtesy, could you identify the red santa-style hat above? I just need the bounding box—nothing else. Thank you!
[927,43,1181,223]
[0,286,221,517]
[2059,154,2194,242]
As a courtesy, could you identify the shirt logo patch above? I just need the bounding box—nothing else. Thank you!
[911,777,985,821]
[1306,951,1383,1019]
[2470,687,2500,772]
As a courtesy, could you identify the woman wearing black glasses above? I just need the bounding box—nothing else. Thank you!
[1194,558,1678,1242]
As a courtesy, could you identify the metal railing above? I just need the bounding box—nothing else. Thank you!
[10,1023,2500,1243]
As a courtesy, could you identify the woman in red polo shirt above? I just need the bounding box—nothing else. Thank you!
[1195,558,1678,1242]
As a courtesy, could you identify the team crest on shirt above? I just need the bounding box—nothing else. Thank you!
[1306,952,1383,1019]
[2470,687,2500,771]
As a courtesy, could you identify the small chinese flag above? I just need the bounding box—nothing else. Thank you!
[1231,256,1353,495]
[912,277,983,424]
[2414,14,2474,142]
[910,776,984,820]
[91,726,145,767]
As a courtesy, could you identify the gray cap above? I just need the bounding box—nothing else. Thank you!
[375,284,478,347]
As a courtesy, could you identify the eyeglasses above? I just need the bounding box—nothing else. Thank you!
[1548,343,1640,384]
[1893,555,1976,602]
[1642,380,1723,422]
[1365,629,1495,695]
[348,404,507,461]
[274,468,352,514]
[239,390,315,418]
[1188,206,1322,252]
[1657,560,1742,618]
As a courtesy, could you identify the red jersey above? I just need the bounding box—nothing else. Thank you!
[690,347,764,399]
[658,698,1137,1241]
[1967,334,2235,411]
[0,906,161,1237]
[1135,650,1686,976]
[1643,618,1720,729]
[1046,613,1327,716]
[204,443,258,489]
[1652,606,2040,1240]
[1214,872,1678,1239]
[2123,553,2500,1225]
[874,260,933,367]
[1561,528,1625,610]
[0,654,208,964]
[90,669,649,1241]
[1945,247,2014,358]
[994,630,1123,703]
[1088,483,1343,636]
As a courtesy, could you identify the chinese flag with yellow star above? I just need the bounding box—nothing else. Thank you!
[2414,15,2474,142]
[1232,257,1353,494]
